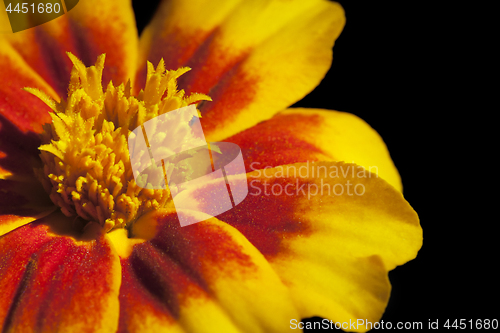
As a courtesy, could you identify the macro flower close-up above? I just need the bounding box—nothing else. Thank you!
[0,0,422,332]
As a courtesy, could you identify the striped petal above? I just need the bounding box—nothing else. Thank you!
[115,208,300,332]
[137,0,345,141]
[170,162,422,330]
[0,212,121,333]
[225,108,402,191]
[0,0,137,103]
[0,40,55,133]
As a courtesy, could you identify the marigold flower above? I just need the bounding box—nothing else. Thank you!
[0,0,422,332]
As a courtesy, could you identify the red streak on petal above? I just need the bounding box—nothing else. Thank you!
[156,28,213,74]
[135,27,214,94]
[174,29,258,135]
[118,258,176,332]
[196,59,258,136]
[0,224,48,332]
[66,18,131,87]
[0,222,116,332]
[7,14,134,102]
[123,242,206,320]
[176,28,245,95]
[0,56,52,133]
[151,211,255,274]
[31,26,75,97]
[225,113,325,170]
[137,27,258,137]
[119,211,256,325]
[210,177,313,259]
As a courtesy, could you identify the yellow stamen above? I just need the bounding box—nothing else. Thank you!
[28,53,211,232]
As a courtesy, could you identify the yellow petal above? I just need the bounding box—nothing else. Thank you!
[225,108,402,191]
[137,0,345,141]
[172,161,421,330]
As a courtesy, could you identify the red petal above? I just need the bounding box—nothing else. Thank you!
[0,44,54,133]
[1,0,138,101]
[117,209,300,332]
[0,213,121,332]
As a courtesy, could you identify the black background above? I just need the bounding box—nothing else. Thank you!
[132,1,495,331]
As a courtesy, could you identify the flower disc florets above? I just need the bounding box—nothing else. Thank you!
[28,53,211,232]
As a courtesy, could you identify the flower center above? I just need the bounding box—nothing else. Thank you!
[29,53,210,232]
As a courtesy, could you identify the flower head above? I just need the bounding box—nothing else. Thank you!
[0,0,422,332]
[29,53,210,231]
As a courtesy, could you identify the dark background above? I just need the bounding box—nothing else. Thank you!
[132,0,495,331]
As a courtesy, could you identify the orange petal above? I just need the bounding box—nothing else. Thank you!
[0,41,55,133]
[172,161,421,329]
[116,208,300,332]
[0,212,121,333]
[137,0,345,141]
[0,0,138,100]
[224,108,402,190]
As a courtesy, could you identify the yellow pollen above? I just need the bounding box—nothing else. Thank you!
[27,53,211,232]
